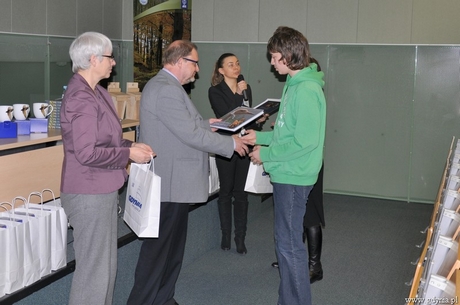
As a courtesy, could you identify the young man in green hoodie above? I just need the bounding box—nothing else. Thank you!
[241,26,326,305]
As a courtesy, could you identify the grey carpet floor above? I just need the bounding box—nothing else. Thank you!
[12,194,433,305]
[174,194,433,305]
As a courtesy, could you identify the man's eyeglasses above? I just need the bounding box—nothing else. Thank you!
[102,54,115,60]
[182,57,199,66]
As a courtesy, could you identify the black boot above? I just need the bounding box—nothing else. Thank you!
[218,201,232,250]
[233,200,248,254]
[305,225,323,283]
[234,237,247,254]
[221,231,231,251]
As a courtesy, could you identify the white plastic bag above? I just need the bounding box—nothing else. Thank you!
[244,163,273,194]
[209,154,220,195]
[32,189,67,271]
[9,197,41,286]
[124,158,161,238]
[0,203,22,295]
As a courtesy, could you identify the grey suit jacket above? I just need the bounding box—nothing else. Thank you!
[139,69,234,203]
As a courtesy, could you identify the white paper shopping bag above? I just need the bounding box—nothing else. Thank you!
[244,163,273,194]
[40,189,67,271]
[0,216,23,294]
[0,203,22,296]
[0,222,8,297]
[209,154,220,195]
[12,192,53,278]
[9,197,41,287]
[124,158,161,238]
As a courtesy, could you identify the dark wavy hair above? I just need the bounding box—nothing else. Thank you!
[267,26,311,70]
[210,53,236,86]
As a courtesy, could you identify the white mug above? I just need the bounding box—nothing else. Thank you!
[33,103,54,119]
[13,104,30,120]
[0,105,13,122]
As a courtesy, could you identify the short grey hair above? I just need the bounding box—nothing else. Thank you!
[69,32,112,73]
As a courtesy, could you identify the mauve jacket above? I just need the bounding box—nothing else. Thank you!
[60,73,132,194]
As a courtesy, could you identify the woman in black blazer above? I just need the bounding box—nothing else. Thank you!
[208,53,264,254]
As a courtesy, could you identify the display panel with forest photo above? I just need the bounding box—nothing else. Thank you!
[134,0,191,90]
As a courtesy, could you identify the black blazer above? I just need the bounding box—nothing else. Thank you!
[208,81,258,134]
[208,81,253,118]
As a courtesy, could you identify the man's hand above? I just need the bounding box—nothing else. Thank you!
[209,118,221,132]
[232,134,249,156]
[240,129,256,146]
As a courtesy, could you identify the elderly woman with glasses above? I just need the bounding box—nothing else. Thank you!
[60,31,154,305]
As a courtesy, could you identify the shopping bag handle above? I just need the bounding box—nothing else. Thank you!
[11,196,35,217]
[133,156,156,183]
[0,202,12,212]
[0,203,10,225]
[27,192,54,215]
[0,201,24,222]
[146,156,156,181]
[27,191,43,210]
[41,188,59,206]
[12,196,27,209]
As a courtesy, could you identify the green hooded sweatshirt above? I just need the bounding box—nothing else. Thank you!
[256,63,326,186]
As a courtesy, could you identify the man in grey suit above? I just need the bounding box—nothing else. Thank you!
[127,40,248,305]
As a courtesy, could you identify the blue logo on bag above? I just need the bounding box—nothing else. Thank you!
[129,195,142,209]
[262,171,270,177]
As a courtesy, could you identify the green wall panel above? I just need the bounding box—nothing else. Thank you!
[323,45,415,201]
[410,46,460,202]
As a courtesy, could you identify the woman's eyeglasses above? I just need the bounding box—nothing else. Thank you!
[102,54,115,60]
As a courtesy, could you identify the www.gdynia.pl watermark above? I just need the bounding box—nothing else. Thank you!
[405,296,458,304]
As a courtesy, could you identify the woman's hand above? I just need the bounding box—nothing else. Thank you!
[236,80,248,95]
[132,142,154,154]
[256,113,269,124]
[130,142,156,163]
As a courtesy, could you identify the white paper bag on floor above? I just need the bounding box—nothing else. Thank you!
[0,223,8,297]
[0,203,22,296]
[124,158,161,238]
[11,192,53,278]
[40,189,68,271]
[0,217,23,294]
[8,197,41,287]
[244,163,273,194]
[209,154,220,195]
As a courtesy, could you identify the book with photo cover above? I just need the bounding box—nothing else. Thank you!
[254,98,281,115]
[210,106,264,132]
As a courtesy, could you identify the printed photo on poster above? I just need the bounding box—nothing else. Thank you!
[133,0,192,90]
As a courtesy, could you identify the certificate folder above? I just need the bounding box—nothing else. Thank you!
[254,98,281,115]
[210,106,264,132]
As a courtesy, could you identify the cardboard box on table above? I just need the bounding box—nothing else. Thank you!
[125,82,141,120]
[108,82,129,120]
[108,92,129,120]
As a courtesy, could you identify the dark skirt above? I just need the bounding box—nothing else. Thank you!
[304,163,325,227]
